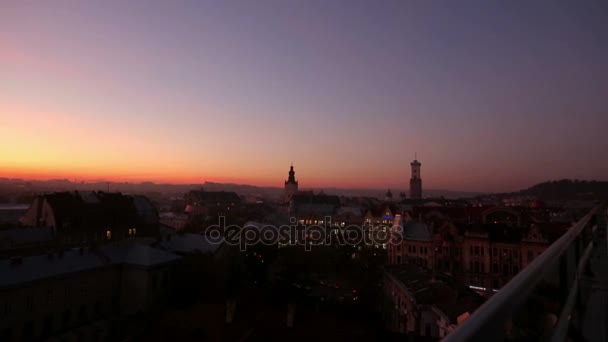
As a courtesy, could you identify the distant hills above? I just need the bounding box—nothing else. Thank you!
[3,177,606,203]
[200,181,484,199]
[0,178,483,203]
[515,179,608,200]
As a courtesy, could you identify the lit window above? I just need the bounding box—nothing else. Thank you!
[106,230,112,240]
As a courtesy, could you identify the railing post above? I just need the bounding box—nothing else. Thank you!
[559,252,568,304]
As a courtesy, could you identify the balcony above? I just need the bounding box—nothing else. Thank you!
[444,203,607,341]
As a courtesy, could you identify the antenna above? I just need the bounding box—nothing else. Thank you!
[415,152,417,160]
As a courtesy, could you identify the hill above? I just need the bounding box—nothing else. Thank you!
[518,179,608,200]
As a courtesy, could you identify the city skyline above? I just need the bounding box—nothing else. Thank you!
[2,1,608,192]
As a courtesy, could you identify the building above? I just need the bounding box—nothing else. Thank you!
[363,203,399,249]
[388,204,570,296]
[288,193,340,225]
[0,242,179,342]
[184,189,241,218]
[409,158,422,200]
[0,204,29,225]
[158,212,189,232]
[20,192,159,246]
[385,189,393,202]
[0,227,55,258]
[383,264,482,338]
[283,165,299,202]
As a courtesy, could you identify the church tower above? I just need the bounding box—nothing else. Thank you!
[409,156,422,200]
[284,164,298,202]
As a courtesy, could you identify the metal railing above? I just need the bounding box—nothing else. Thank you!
[444,203,605,342]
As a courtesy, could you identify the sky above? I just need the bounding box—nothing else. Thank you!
[1,0,607,192]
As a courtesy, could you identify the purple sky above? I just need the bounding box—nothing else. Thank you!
[1,0,607,192]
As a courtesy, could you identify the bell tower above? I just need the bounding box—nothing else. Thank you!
[409,155,422,200]
[284,164,298,202]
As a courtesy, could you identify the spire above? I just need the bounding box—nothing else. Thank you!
[286,164,297,184]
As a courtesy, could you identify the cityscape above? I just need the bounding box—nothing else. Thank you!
[2,1,608,342]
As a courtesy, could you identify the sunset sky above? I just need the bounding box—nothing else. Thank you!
[1,1,607,192]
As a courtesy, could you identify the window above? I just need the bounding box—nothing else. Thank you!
[64,284,71,301]
[513,266,519,274]
[94,301,102,317]
[22,321,34,342]
[42,314,53,336]
[493,263,498,273]
[481,247,484,256]
[413,246,416,253]
[3,300,12,315]
[528,251,534,262]
[47,289,53,304]
[26,296,33,312]
[163,271,169,289]
[62,310,72,328]
[79,304,88,321]
[474,246,480,255]
[106,229,112,240]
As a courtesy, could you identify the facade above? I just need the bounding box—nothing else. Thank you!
[283,165,299,202]
[388,205,568,295]
[409,159,422,200]
[0,243,179,342]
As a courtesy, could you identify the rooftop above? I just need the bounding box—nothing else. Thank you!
[0,242,180,288]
